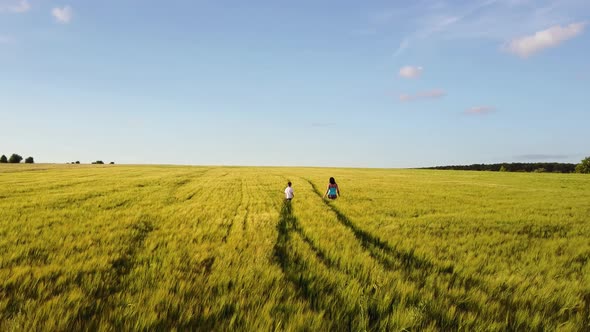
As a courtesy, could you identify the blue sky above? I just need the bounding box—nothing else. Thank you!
[1,0,588,167]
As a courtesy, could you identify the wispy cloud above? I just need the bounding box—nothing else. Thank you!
[0,0,30,13]
[366,0,589,57]
[52,5,73,24]
[399,89,446,102]
[465,106,495,115]
[504,22,586,57]
[399,65,423,79]
[393,38,410,57]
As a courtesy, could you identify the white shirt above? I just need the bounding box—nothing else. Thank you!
[284,186,294,199]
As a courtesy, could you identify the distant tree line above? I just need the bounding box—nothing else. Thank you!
[69,160,115,165]
[0,154,34,164]
[424,162,576,173]
[424,157,590,174]
[0,153,116,165]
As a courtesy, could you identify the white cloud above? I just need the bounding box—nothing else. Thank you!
[504,22,586,58]
[399,89,446,102]
[399,66,423,79]
[0,0,30,13]
[465,106,495,115]
[52,6,73,24]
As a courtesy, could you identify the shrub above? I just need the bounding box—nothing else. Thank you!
[499,165,507,172]
[8,154,23,164]
[576,157,590,174]
[92,161,104,165]
[109,162,115,165]
[533,168,546,173]
[0,155,7,163]
[25,157,34,164]
[75,161,80,164]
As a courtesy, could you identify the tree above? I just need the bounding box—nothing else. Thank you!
[109,162,115,165]
[75,161,80,164]
[92,160,104,165]
[25,156,34,164]
[0,155,7,163]
[499,165,507,172]
[576,156,590,174]
[8,154,23,164]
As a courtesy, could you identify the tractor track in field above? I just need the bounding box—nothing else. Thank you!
[303,178,570,330]
[242,206,249,232]
[168,168,215,202]
[222,178,247,243]
[272,200,364,331]
[69,214,158,328]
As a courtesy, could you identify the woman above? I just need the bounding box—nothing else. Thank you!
[323,177,340,200]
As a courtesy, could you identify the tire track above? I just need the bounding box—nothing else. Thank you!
[168,168,215,202]
[71,214,158,327]
[222,178,246,243]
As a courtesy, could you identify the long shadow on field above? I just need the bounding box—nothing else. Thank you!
[272,200,363,331]
[303,179,569,330]
[305,179,449,275]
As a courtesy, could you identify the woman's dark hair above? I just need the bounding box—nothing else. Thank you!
[288,181,292,186]
[329,177,336,185]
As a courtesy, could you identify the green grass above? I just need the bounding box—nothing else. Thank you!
[1,164,589,331]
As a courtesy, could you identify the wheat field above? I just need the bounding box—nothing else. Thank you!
[1,164,589,331]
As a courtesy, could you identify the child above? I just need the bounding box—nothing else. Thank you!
[284,181,294,201]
